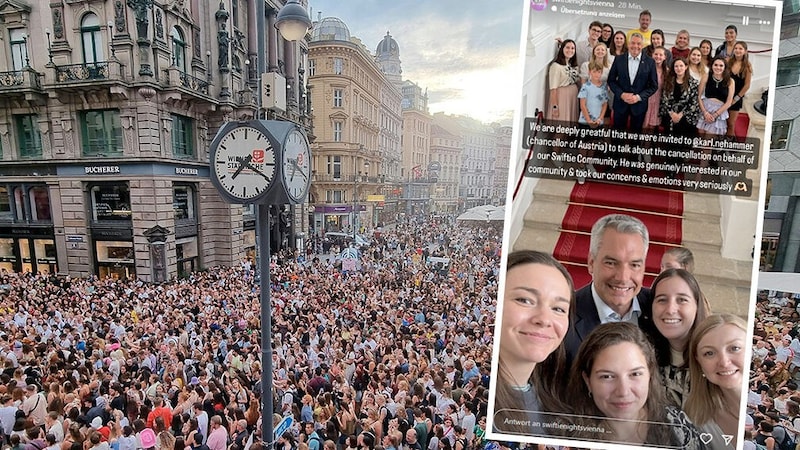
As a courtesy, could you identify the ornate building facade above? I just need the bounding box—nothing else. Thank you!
[307,17,402,233]
[0,0,310,280]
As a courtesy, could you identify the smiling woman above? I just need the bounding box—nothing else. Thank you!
[567,322,706,448]
[650,268,711,407]
[493,250,574,436]
[685,314,748,450]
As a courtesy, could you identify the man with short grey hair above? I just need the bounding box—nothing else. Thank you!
[607,33,657,133]
[563,214,655,364]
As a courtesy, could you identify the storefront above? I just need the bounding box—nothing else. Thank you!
[0,181,57,274]
[0,227,57,274]
[314,204,366,233]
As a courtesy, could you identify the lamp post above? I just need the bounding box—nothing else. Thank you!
[353,161,369,241]
[255,1,310,448]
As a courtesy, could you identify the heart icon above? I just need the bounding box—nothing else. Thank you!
[699,433,713,445]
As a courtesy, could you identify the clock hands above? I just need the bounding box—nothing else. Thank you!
[245,161,274,182]
[289,158,308,182]
[231,154,253,179]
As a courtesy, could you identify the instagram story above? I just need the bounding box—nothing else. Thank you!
[489,0,781,449]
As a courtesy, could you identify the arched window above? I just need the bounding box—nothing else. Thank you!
[81,13,105,64]
[172,26,186,72]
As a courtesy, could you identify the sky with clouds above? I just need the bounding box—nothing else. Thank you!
[306,1,525,125]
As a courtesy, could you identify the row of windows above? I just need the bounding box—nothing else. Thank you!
[3,111,194,159]
[0,183,197,223]
[7,13,193,73]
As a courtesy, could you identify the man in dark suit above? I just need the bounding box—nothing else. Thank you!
[563,214,655,365]
[607,33,658,133]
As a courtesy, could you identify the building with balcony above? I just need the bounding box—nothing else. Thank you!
[307,17,402,233]
[433,113,497,209]
[0,0,310,280]
[430,124,462,212]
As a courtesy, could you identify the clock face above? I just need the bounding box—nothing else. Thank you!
[282,128,311,203]
[212,125,276,202]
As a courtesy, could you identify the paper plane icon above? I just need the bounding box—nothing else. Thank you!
[722,435,734,446]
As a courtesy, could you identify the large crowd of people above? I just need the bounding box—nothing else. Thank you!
[548,11,754,138]
[746,289,800,450]
[0,215,505,450]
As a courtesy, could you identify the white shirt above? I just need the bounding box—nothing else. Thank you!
[591,283,641,324]
[627,53,642,83]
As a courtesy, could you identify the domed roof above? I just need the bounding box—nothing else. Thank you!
[376,31,399,57]
[310,17,351,42]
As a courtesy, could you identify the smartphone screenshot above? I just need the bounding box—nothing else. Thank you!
[489,0,781,448]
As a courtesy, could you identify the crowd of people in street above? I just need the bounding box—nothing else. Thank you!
[0,215,503,450]
[745,289,800,450]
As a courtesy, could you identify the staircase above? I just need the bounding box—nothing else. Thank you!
[512,178,753,316]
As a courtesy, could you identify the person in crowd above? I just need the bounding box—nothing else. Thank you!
[697,56,735,136]
[610,31,628,58]
[699,39,714,67]
[562,214,655,364]
[627,10,653,46]
[714,25,738,59]
[0,217,504,450]
[671,30,692,60]
[649,269,711,407]
[600,24,614,49]
[548,39,579,122]
[645,30,672,65]
[660,246,696,273]
[493,251,574,436]
[576,21,604,66]
[579,42,611,84]
[644,46,669,133]
[660,57,701,137]
[578,62,609,129]
[687,47,708,82]
[567,323,705,447]
[727,41,753,137]
[607,33,658,132]
[685,314,748,450]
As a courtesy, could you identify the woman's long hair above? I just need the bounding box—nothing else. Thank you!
[566,323,675,445]
[553,39,578,68]
[727,41,752,82]
[611,31,627,56]
[649,268,711,368]
[685,314,747,426]
[589,42,611,69]
[663,57,690,97]
[493,251,574,433]
[708,56,732,86]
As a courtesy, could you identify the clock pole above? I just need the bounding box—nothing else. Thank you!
[256,202,272,447]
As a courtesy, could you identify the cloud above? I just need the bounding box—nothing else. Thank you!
[309,0,521,124]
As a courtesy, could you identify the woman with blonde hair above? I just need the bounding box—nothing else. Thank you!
[685,314,747,450]
[687,47,708,82]
[579,42,612,83]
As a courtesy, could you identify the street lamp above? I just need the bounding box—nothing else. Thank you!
[275,0,313,41]
[353,160,369,241]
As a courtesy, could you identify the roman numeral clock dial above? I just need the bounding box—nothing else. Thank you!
[210,124,277,204]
